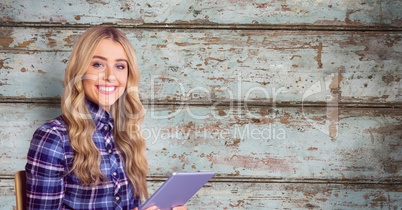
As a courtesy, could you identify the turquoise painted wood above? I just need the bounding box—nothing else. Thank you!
[1,28,401,103]
[1,103,402,180]
[1,0,401,27]
[1,0,401,209]
[1,178,401,209]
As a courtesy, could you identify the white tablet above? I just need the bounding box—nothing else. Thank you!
[140,172,215,210]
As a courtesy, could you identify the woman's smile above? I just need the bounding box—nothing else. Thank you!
[97,85,118,94]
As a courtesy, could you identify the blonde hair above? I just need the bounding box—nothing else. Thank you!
[61,26,149,199]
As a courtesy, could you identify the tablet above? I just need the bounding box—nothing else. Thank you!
[140,172,215,210]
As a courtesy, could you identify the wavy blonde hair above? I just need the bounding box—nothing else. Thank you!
[61,26,149,199]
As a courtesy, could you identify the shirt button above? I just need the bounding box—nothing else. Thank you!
[104,126,108,130]
[108,149,112,154]
[113,172,117,176]
[115,196,120,201]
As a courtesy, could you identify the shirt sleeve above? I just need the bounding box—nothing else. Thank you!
[25,124,66,209]
[131,195,141,209]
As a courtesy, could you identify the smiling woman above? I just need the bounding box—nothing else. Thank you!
[24,26,187,210]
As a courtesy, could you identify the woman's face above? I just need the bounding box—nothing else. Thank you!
[83,38,129,111]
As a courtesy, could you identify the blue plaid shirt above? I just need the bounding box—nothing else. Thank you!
[25,100,140,209]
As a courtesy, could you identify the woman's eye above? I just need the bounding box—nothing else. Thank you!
[92,62,104,68]
[116,64,126,70]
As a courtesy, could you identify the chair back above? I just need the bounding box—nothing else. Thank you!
[14,170,27,210]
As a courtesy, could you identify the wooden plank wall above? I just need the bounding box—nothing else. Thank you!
[1,0,402,209]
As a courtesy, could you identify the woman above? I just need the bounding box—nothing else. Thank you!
[25,26,186,210]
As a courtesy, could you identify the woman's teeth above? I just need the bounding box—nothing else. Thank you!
[99,86,115,92]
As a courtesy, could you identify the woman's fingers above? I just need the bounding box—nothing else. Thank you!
[172,206,188,210]
[140,205,186,210]
[146,206,160,210]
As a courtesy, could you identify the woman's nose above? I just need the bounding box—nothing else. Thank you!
[103,74,116,82]
[102,66,116,82]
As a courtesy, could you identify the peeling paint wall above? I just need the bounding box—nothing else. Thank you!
[0,0,402,209]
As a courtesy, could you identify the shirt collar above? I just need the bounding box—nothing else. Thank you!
[85,98,114,128]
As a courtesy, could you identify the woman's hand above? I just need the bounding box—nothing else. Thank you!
[173,206,187,210]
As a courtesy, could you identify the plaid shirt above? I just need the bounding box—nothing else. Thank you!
[25,100,140,209]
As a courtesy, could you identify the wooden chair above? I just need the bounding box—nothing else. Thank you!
[14,170,27,210]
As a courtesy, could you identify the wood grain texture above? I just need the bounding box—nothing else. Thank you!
[1,178,402,209]
[1,27,401,104]
[1,0,401,27]
[1,103,401,182]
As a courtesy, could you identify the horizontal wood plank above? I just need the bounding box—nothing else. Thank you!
[1,28,401,104]
[1,178,402,209]
[1,103,401,181]
[0,0,401,28]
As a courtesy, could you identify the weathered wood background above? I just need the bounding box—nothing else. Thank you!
[1,0,402,209]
